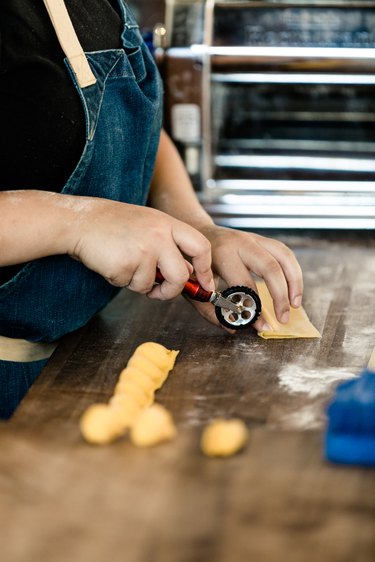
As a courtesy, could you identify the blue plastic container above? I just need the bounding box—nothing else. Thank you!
[325,369,375,467]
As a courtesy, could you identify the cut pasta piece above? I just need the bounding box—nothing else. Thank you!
[80,403,124,445]
[256,281,321,339]
[130,403,177,447]
[201,418,249,457]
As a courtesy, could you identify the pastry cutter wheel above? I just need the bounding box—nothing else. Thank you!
[155,269,261,330]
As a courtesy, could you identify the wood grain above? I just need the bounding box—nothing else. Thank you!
[0,232,374,562]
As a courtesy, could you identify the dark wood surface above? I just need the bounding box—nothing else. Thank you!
[1,232,374,562]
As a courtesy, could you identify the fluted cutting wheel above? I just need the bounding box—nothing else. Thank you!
[215,286,261,330]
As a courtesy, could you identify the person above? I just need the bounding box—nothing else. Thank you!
[0,0,303,419]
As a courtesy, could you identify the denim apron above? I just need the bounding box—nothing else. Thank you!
[0,0,163,418]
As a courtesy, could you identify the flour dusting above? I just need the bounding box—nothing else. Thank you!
[278,364,357,398]
[271,404,325,430]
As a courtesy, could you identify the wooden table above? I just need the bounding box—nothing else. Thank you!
[1,232,374,562]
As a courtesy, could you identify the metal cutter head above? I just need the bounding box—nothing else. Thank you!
[213,286,262,330]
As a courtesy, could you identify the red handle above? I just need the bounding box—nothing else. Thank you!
[155,268,212,302]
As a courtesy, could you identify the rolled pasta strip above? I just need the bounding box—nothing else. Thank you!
[135,342,179,372]
[128,355,167,388]
[120,366,157,394]
[114,378,154,408]
[80,342,179,445]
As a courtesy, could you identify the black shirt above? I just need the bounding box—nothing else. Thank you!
[0,1,123,284]
[0,0,122,192]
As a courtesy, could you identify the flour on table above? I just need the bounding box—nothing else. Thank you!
[277,364,357,398]
[270,403,326,430]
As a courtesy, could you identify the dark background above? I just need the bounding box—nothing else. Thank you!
[128,0,165,31]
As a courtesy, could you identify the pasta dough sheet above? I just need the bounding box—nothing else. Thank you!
[256,281,321,340]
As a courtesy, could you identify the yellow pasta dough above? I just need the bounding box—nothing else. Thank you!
[130,404,177,447]
[200,418,249,457]
[135,342,179,372]
[109,393,142,428]
[114,378,153,408]
[79,404,124,445]
[128,355,166,387]
[256,281,321,339]
[80,342,179,445]
[120,366,156,394]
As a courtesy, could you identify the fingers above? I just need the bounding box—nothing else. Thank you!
[123,261,160,295]
[255,237,303,309]
[210,249,270,332]
[244,245,291,323]
[237,239,302,325]
[212,247,258,293]
[207,230,303,327]
[240,238,303,324]
[171,222,215,292]
[147,251,192,300]
[128,216,215,300]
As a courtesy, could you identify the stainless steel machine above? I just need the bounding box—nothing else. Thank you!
[160,0,375,229]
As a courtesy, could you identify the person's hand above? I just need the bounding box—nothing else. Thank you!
[187,225,303,333]
[69,198,215,300]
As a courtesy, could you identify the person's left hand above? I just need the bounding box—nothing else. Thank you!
[186,224,304,333]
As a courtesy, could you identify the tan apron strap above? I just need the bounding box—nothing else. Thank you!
[0,336,58,363]
[368,346,375,371]
[43,0,97,88]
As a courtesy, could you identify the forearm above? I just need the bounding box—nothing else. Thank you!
[148,129,214,231]
[0,190,79,266]
[0,188,215,295]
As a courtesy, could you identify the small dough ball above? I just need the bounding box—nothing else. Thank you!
[80,403,123,445]
[130,404,177,447]
[200,418,249,457]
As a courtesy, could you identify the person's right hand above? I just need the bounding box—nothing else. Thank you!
[69,197,215,300]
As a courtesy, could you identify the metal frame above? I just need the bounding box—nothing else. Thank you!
[165,0,375,229]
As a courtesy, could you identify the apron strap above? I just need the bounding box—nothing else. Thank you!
[0,335,58,363]
[43,0,97,88]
